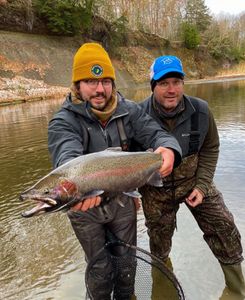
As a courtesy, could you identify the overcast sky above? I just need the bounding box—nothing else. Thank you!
[205,0,245,15]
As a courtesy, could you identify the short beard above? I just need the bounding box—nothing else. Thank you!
[90,92,108,110]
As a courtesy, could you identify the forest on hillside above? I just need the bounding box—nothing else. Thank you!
[0,0,245,63]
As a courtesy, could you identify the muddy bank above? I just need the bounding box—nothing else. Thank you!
[0,30,245,107]
[0,76,69,106]
[1,74,245,107]
[186,74,245,84]
[0,30,139,90]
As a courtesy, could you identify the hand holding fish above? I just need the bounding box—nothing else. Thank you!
[71,196,140,212]
[71,196,102,212]
[154,146,175,177]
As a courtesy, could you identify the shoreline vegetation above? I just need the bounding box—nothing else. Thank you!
[1,74,245,107]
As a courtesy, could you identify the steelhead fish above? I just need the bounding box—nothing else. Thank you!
[20,148,163,217]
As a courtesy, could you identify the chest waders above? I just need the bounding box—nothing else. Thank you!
[163,102,201,210]
[140,100,245,297]
[69,117,135,300]
[139,105,201,261]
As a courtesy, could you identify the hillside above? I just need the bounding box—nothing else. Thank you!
[0,29,242,106]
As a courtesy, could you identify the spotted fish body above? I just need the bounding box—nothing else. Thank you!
[20,148,162,217]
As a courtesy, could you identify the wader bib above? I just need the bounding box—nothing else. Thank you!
[140,154,243,265]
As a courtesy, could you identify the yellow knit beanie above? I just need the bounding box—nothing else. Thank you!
[72,43,116,82]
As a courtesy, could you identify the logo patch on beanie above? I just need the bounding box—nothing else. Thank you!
[91,65,103,77]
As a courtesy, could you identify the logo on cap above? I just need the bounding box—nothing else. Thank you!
[150,55,185,80]
[161,57,174,65]
[91,65,103,76]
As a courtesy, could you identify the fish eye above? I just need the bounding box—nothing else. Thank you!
[43,188,49,194]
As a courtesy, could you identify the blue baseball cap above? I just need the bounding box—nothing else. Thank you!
[150,55,185,80]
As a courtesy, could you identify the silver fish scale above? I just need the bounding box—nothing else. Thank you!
[20,150,162,214]
[64,151,162,194]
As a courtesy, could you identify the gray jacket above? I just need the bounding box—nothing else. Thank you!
[48,92,182,168]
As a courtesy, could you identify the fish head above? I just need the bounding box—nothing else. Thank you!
[20,173,78,217]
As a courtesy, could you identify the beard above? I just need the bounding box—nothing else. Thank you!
[90,92,109,110]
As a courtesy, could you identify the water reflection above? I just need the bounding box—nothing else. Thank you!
[1,79,245,300]
[0,99,85,300]
[120,79,245,125]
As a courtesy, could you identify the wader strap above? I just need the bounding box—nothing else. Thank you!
[188,100,200,155]
[116,118,129,151]
[78,117,89,154]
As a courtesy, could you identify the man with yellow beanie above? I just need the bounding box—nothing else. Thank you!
[48,43,182,299]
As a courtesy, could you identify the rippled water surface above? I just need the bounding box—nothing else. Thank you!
[1,79,245,300]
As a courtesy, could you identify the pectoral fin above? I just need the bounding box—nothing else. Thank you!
[81,189,105,199]
[48,190,106,213]
[147,172,163,187]
[123,190,142,198]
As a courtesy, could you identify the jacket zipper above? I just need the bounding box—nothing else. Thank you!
[99,113,128,146]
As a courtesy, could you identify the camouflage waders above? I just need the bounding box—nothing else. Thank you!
[139,154,243,265]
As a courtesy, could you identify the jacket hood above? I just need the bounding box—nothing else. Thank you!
[61,93,87,116]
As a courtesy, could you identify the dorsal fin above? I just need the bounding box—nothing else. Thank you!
[106,147,122,151]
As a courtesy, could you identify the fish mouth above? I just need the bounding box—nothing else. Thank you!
[20,193,80,217]
[20,195,59,218]
[21,201,53,217]
[20,193,57,204]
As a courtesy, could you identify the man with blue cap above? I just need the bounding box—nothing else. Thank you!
[139,55,245,297]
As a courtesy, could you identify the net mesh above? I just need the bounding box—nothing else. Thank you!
[86,241,185,300]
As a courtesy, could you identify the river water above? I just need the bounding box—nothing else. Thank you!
[0,79,245,300]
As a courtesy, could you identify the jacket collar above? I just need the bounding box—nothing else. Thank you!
[146,94,197,129]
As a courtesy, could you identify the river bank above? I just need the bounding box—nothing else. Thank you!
[0,76,69,106]
[1,74,245,107]
[1,30,245,107]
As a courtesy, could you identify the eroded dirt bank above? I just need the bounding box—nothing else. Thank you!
[0,30,244,106]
